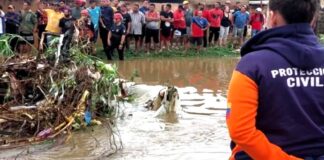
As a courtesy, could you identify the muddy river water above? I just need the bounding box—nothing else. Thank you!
[0,57,239,160]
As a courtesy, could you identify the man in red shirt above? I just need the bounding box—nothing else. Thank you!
[194,3,210,48]
[250,7,264,37]
[173,5,187,50]
[191,10,209,52]
[145,3,160,54]
[208,2,223,47]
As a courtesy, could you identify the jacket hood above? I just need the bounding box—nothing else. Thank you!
[241,23,324,70]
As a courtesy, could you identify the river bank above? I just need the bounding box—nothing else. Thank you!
[96,46,238,60]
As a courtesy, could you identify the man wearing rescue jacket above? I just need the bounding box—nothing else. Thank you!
[226,0,323,160]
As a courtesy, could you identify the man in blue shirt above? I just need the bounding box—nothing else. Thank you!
[139,0,149,47]
[233,6,249,47]
[99,0,114,57]
[88,0,100,43]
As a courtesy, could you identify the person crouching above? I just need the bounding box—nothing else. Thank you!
[107,13,126,60]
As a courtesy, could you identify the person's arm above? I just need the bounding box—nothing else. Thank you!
[169,13,174,23]
[227,70,302,160]
[145,12,151,22]
[141,14,145,24]
[160,12,166,21]
[32,13,38,33]
[231,12,236,26]
[100,17,106,29]
[119,27,126,49]
[154,12,160,22]
[107,30,112,46]
[203,20,209,31]
[127,16,131,34]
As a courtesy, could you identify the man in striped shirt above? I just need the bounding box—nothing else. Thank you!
[130,3,145,53]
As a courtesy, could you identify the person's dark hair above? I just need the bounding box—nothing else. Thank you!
[166,4,172,8]
[89,0,97,4]
[150,3,155,7]
[270,0,319,24]
[24,1,32,6]
[0,5,2,10]
[134,3,140,7]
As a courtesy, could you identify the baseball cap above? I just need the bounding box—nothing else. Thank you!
[256,7,262,12]
[183,1,189,5]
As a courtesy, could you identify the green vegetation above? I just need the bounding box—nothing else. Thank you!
[319,34,324,44]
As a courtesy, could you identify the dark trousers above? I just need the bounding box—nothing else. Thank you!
[106,39,124,60]
[203,30,208,48]
[209,27,220,43]
[61,31,73,60]
[100,25,109,55]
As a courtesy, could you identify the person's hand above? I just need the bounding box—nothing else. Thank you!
[119,44,123,49]
[33,29,38,33]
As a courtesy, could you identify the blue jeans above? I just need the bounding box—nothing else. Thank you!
[252,29,261,37]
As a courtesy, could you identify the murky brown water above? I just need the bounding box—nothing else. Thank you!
[0,57,239,160]
[117,57,239,92]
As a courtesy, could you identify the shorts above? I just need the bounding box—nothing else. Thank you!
[174,28,187,37]
[160,29,172,41]
[190,37,202,46]
[220,26,230,39]
[131,34,141,41]
[145,28,159,44]
[20,32,34,44]
[234,27,244,38]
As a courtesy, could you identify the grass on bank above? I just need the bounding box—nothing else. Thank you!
[95,46,238,60]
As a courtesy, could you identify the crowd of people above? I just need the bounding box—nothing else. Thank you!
[0,0,266,61]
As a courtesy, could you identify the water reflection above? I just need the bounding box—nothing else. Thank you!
[116,57,239,92]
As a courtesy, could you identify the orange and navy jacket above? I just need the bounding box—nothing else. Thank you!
[226,23,324,160]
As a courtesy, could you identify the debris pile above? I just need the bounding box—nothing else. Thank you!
[0,35,123,150]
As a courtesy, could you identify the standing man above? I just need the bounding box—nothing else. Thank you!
[71,0,84,19]
[194,3,210,49]
[59,7,76,61]
[19,1,37,52]
[232,6,249,48]
[0,5,5,36]
[139,0,149,14]
[160,3,173,52]
[227,0,323,159]
[130,3,145,53]
[145,3,160,54]
[191,10,208,52]
[250,7,264,37]
[88,0,101,43]
[112,0,120,12]
[36,2,48,48]
[100,0,114,58]
[139,0,149,50]
[42,2,64,49]
[5,5,21,35]
[173,5,187,50]
[107,13,126,60]
[183,1,193,50]
[208,2,223,47]
[120,4,131,50]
